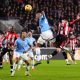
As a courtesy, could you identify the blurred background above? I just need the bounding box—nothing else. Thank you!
[0,0,80,33]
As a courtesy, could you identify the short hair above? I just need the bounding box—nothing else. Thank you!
[20,29,27,35]
[21,29,27,33]
[28,30,32,33]
[36,9,42,13]
[20,29,27,37]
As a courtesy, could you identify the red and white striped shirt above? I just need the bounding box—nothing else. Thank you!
[63,22,71,36]
[59,22,71,36]
[59,20,77,36]
[4,31,19,47]
[66,38,77,50]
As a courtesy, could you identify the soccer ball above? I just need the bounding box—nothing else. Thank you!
[25,4,32,11]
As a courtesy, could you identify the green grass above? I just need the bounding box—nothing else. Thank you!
[0,60,80,80]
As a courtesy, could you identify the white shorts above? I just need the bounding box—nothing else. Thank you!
[13,51,29,61]
[37,30,54,44]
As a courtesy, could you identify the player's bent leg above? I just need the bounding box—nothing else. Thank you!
[51,50,58,57]
[29,52,35,69]
[24,60,31,76]
[11,51,20,76]
[67,52,74,64]
[34,47,42,66]
[69,50,76,64]
[21,53,31,76]
[34,54,41,66]
[62,51,71,65]
[11,57,19,77]
[30,57,35,69]
[17,59,23,70]
[8,50,14,73]
[0,48,7,68]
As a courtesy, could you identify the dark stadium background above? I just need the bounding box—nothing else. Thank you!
[0,0,80,60]
[0,0,80,34]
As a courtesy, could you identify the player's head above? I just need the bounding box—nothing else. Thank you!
[20,29,27,38]
[10,26,15,33]
[61,19,68,26]
[28,30,32,37]
[35,12,42,22]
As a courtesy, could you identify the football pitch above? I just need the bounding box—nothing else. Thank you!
[0,60,80,80]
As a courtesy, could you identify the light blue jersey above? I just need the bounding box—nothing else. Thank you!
[26,37,36,52]
[39,14,50,32]
[15,37,31,54]
[27,37,36,46]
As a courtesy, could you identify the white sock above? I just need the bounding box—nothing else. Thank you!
[26,64,30,73]
[13,62,17,71]
[5,53,9,62]
[31,59,34,69]
[35,48,41,61]
[65,59,69,63]
[11,62,17,76]
[18,59,23,70]
[35,48,41,55]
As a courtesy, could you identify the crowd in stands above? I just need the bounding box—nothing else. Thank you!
[0,0,80,34]
[0,0,80,47]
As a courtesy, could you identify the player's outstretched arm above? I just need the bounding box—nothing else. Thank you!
[41,11,46,18]
[70,14,80,25]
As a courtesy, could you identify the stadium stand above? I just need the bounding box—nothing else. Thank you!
[0,0,80,33]
[0,0,80,43]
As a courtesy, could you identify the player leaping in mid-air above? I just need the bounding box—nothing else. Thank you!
[35,11,55,64]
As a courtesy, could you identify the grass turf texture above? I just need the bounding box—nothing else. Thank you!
[0,60,80,80]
